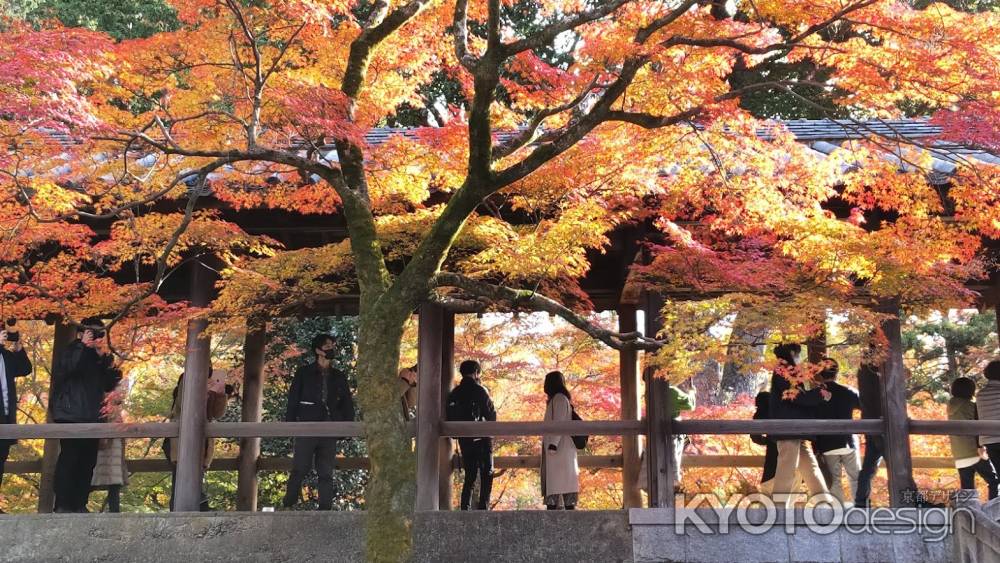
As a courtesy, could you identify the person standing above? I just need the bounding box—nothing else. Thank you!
[767,343,832,507]
[164,367,233,511]
[948,377,999,500]
[51,318,122,513]
[541,371,580,510]
[976,361,1000,470]
[398,365,418,421]
[283,334,355,510]
[446,360,497,510]
[0,320,32,500]
[92,386,128,512]
[853,361,883,508]
[813,358,861,506]
[751,389,778,495]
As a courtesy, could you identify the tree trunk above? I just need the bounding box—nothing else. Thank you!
[718,320,768,404]
[356,306,416,562]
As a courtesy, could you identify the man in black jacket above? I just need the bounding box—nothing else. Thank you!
[446,360,497,510]
[282,333,355,510]
[767,343,832,506]
[854,361,883,508]
[813,358,861,506]
[51,318,122,513]
[0,322,32,498]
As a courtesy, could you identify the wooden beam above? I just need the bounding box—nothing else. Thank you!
[881,310,916,507]
[0,422,179,439]
[173,262,214,512]
[37,321,75,513]
[415,303,444,511]
[438,311,455,510]
[7,417,1000,441]
[673,419,883,435]
[618,305,642,509]
[236,323,266,512]
[440,420,645,438]
[1,453,958,476]
[205,421,366,438]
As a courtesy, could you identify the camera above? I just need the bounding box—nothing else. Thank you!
[92,329,106,340]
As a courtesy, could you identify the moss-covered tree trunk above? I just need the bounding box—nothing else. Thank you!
[355,300,417,562]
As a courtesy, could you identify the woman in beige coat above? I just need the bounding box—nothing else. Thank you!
[541,371,579,510]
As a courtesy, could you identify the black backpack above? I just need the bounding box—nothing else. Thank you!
[447,389,483,422]
[571,405,588,450]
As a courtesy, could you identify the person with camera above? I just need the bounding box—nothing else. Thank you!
[51,318,122,513]
[0,319,32,503]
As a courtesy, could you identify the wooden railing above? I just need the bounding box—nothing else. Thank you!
[1,453,956,476]
[0,416,968,511]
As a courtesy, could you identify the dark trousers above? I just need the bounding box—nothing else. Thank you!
[54,438,99,512]
[459,439,493,510]
[959,458,1000,499]
[854,438,884,507]
[283,437,337,510]
[984,444,1000,483]
[0,438,11,489]
[93,485,121,513]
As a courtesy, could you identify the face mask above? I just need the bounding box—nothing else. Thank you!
[323,350,337,360]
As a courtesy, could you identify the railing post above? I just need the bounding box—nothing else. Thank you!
[236,322,266,512]
[416,304,444,510]
[881,308,916,507]
[174,262,214,512]
[37,321,76,513]
[646,377,674,508]
[644,293,673,508]
[438,310,455,510]
[618,305,643,508]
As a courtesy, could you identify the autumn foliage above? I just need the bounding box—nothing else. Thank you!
[3,0,1000,559]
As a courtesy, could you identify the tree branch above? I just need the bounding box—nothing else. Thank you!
[431,272,663,351]
[452,0,477,71]
[503,0,633,56]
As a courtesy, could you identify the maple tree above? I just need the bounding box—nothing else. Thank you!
[3,0,1000,559]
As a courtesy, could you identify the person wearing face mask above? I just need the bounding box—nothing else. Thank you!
[282,333,356,510]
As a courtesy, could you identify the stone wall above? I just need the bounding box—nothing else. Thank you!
[0,511,632,563]
[0,508,967,562]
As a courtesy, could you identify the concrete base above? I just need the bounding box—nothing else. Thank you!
[0,511,632,563]
[0,508,963,562]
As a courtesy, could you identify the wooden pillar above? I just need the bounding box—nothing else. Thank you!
[173,262,214,512]
[618,305,643,509]
[438,311,455,510]
[236,322,266,512]
[881,309,916,507]
[644,294,673,508]
[995,302,1000,350]
[37,321,75,513]
[415,304,444,511]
